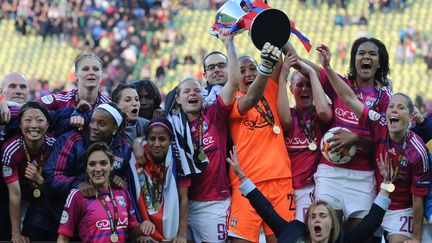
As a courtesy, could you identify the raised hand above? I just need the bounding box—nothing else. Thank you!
[316,44,331,68]
[217,28,234,47]
[258,42,282,76]
[376,152,393,184]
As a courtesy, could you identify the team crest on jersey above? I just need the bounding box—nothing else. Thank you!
[230,218,238,227]
[2,166,12,177]
[60,210,69,224]
[365,96,377,108]
[41,95,54,105]
[113,156,124,169]
[117,196,126,207]
[368,110,381,121]
[203,121,209,132]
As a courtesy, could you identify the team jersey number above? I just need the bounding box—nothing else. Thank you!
[399,216,413,233]
[287,193,296,211]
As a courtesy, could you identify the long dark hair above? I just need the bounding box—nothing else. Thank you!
[347,37,390,86]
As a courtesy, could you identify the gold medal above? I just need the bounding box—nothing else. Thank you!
[308,142,317,151]
[273,125,281,134]
[198,151,207,161]
[33,188,41,198]
[110,233,118,243]
[387,183,395,193]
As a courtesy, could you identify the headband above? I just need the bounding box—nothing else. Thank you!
[147,121,173,136]
[97,104,123,127]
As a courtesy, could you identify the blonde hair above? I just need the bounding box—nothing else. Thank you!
[304,200,340,243]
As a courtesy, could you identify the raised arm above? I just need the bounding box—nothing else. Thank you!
[237,43,281,115]
[283,41,321,78]
[219,29,240,106]
[317,44,364,118]
[277,55,297,132]
[298,61,332,123]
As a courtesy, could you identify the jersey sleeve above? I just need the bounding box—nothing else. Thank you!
[1,145,18,184]
[37,94,57,111]
[125,189,138,230]
[206,96,232,129]
[358,105,385,141]
[319,68,337,100]
[58,189,83,237]
[411,139,431,197]
[229,94,246,119]
[44,133,79,197]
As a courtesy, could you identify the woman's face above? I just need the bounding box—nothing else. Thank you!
[386,94,412,135]
[118,88,140,121]
[20,108,49,144]
[76,57,102,90]
[89,109,118,143]
[355,41,380,83]
[176,80,203,116]
[86,150,112,189]
[308,205,333,243]
[239,58,258,94]
[290,72,313,111]
[147,126,172,163]
[138,87,156,119]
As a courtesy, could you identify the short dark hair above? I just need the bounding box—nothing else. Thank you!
[84,142,115,166]
[111,83,137,104]
[19,101,51,125]
[202,51,228,71]
[347,37,390,86]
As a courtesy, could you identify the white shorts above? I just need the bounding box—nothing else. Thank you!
[380,208,413,239]
[294,186,314,222]
[187,197,231,242]
[314,164,376,219]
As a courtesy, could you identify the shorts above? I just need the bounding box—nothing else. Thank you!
[187,197,231,243]
[228,178,295,242]
[314,164,376,219]
[380,208,413,239]
[294,186,314,222]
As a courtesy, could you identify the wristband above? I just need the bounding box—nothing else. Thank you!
[258,64,273,76]
[380,182,395,193]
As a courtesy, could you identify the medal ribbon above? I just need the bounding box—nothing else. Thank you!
[352,80,383,110]
[97,185,119,237]
[23,138,44,192]
[295,108,316,144]
[150,162,166,206]
[254,97,276,127]
[388,132,409,183]
[192,114,205,154]
[135,148,166,209]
